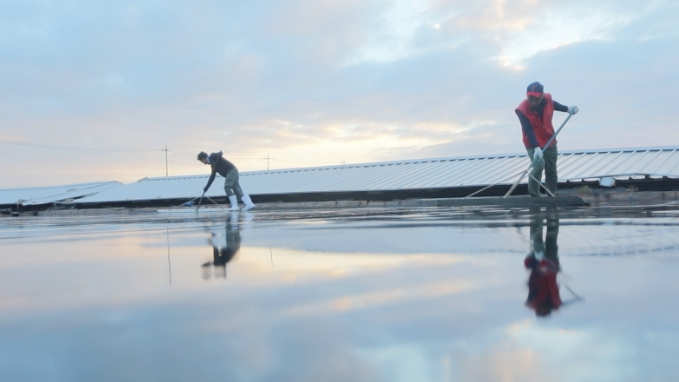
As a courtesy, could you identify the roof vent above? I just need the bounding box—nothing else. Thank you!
[599,177,616,188]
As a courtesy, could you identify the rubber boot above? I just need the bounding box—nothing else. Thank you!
[228,195,240,211]
[241,194,256,211]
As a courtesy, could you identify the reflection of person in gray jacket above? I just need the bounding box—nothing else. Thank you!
[202,214,242,279]
[198,151,255,211]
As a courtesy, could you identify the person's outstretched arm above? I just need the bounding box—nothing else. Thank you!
[204,167,217,192]
[554,100,578,115]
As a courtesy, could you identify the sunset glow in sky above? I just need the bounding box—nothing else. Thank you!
[1,0,678,187]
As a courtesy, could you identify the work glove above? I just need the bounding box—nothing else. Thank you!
[533,147,544,163]
[568,105,579,115]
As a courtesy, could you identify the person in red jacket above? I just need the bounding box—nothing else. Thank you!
[516,82,579,197]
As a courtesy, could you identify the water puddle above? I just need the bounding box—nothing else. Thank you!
[1,206,677,381]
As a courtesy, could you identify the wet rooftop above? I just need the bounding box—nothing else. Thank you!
[1,204,678,381]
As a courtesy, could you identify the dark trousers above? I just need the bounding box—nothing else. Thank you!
[529,206,560,262]
[526,144,558,197]
[223,169,244,198]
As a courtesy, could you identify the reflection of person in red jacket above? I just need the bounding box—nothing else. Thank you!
[525,258,561,316]
[525,206,561,317]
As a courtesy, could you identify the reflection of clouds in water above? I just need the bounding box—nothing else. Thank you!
[355,344,433,382]
[282,279,476,316]
[458,321,635,382]
[237,250,469,279]
[2,209,679,381]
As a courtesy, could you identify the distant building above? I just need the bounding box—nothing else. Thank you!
[2,146,679,211]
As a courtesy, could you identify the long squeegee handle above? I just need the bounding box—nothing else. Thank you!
[541,113,572,152]
[196,191,205,211]
[503,113,573,198]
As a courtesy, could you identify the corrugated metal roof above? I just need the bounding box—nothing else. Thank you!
[71,146,679,204]
[559,147,679,180]
[0,181,122,206]
[2,146,677,206]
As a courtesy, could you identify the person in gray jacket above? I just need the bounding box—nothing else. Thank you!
[198,151,255,211]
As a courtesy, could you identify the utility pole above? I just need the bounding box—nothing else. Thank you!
[265,151,270,170]
[166,228,172,285]
[165,143,168,177]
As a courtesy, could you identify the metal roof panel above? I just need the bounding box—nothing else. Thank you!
[4,146,678,205]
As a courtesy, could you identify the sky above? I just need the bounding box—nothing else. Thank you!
[1,0,678,187]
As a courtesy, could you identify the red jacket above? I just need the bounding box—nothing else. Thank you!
[516,93,556,149]
[526,259,562,316]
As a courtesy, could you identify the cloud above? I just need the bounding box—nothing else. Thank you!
[458,321,637,382]
[0,0,678,186]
